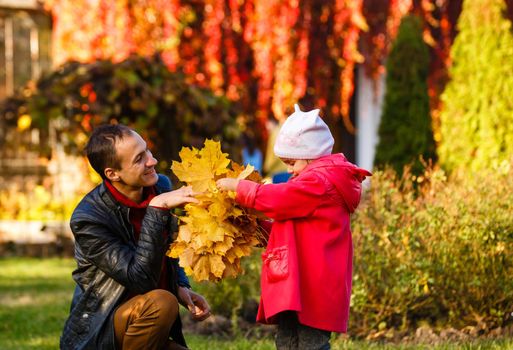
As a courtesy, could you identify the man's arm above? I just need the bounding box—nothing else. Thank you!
[152,185,211,320]
[72,206,170,294]
[72,187,199,294]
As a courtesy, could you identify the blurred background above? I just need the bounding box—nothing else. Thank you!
[1,0,513,349]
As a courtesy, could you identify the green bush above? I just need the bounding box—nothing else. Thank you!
[0,184,82,221]
[438,0,513,171]
[350,161,513,336]
[189,161,513,337]
[374,15,435,175]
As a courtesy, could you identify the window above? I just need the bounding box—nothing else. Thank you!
[0,5,51,100]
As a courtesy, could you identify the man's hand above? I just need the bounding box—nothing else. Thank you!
[149,186,199,209]
[177,287,211,321]
[216,178,240,192]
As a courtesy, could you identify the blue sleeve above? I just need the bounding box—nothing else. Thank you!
[156,174,172,191]
[174,259,191,288]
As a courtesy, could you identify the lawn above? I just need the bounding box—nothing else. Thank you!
[1,258,512,350]
[0,257,76,349]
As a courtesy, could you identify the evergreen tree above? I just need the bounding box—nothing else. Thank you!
[439,0,513,171]
[374,15,435,175]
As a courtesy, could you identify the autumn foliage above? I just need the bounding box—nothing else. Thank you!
[167,140,265,282]
[439,0,513,171]
[42,0,370,138]
[38,0,475,156]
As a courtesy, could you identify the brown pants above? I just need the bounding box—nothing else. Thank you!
[113,289,186,350]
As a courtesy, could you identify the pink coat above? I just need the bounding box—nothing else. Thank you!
[236,153,371,332]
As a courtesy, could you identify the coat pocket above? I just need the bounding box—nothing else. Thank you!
[262,246,289,282]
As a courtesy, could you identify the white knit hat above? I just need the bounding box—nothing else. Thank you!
[274,104,334,160]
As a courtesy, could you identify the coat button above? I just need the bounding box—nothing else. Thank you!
[82,313,89,319]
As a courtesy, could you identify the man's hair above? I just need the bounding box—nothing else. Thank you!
[85,124,132,179]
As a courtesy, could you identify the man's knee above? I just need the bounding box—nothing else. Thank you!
[114,290,180,349]
[146,289,179,318]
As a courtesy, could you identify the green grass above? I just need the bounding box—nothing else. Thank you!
[1,258,513,349]
[0,257,76,350]
[183,334,513,350]
[184,334,274,350]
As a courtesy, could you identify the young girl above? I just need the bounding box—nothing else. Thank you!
[217,104,371,349]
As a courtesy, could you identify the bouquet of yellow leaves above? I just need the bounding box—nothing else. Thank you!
[167,139,266,282]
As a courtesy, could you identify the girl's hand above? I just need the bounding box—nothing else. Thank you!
[216,178,240,192]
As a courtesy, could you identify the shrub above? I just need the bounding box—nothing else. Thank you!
[189,161,513,338]
[0,184,82,221]
[350,161,513,336]
[0,54,242,177]
[438,0,513,171]
[374,15,435,175]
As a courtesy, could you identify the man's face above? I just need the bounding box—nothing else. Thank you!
[110,131,159,188]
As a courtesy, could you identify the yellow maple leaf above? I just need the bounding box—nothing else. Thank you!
[222,260,240,279]
[236,164,255,180]
[177,225,192,242]
[171,139,230,192]
[191,222,224,247]
[179,247,195,268]
[209,255,225,279]
[193,256,211,281]
[213,236,234,256]
[183,265,193,276]
[208,198,229,219]
[227,162,263,183]
[200,139,231,176]
[167,242,184,258]
[225,249,238,264]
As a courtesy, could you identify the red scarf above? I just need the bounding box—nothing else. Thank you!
[105,180,170,291]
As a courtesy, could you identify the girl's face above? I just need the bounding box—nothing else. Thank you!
[281,158,310,178]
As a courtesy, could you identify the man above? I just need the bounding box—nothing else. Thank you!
[61,124,210,350]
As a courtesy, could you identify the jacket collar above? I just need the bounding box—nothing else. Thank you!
[104,180,156,209]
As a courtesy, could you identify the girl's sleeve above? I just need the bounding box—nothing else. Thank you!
[235,173,325,221]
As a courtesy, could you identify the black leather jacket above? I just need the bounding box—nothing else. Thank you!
[60,175,190,349]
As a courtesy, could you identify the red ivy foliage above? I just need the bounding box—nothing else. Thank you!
[43,0,513,139]
[44,0,367,139]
